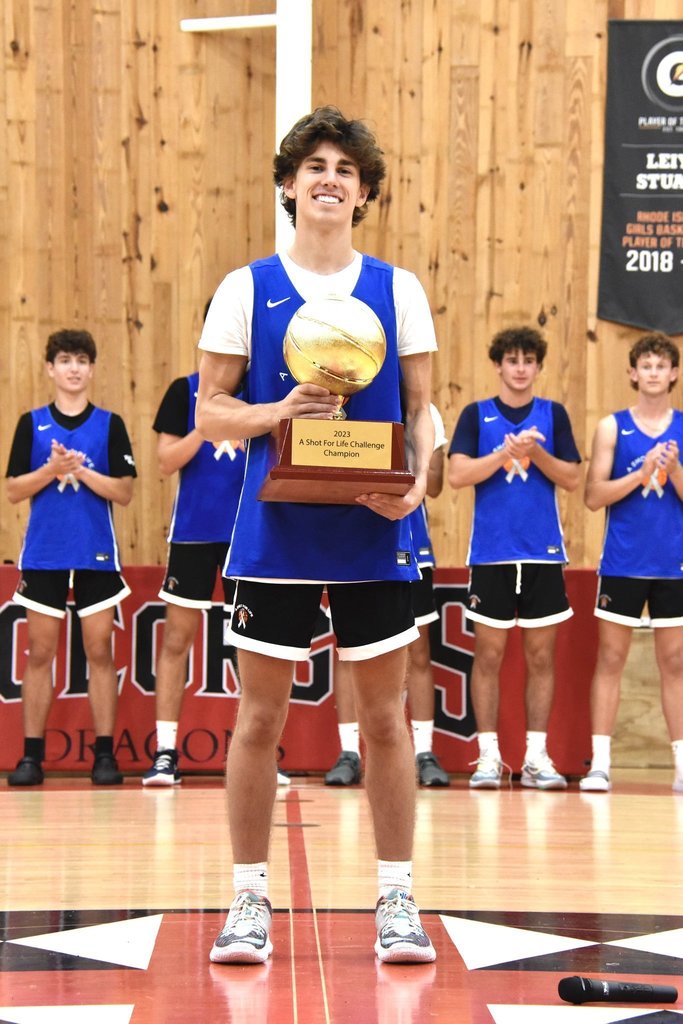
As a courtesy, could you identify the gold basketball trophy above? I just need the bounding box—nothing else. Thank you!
[258,295,415,504]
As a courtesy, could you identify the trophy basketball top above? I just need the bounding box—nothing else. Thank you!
[283,294,387,397]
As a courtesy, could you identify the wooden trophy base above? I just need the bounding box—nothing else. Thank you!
[258,418,415,504]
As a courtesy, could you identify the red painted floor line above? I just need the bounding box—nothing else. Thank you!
[285,789,330,1023]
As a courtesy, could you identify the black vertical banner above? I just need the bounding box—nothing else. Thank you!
[598,21,683,335]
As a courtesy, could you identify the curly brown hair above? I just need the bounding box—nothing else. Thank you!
[273,106,386,228]
[488,326,547,366]
[45,329,97,364]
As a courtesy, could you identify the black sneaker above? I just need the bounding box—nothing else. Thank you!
[416,752,450,787]
[8,756,44,787]
[142,749,181,787]
[91,753,123,785]
[324,751,361,786]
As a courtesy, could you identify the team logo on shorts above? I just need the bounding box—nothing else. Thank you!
[598,593,612,609]
[166,576,179,592]
[235,604,253,630]
[468,594,481,609]
[17,577,27,594]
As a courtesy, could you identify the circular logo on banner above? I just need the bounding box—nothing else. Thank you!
[641,35,683,112]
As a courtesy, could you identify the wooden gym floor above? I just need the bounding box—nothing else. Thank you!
[1,769,682,1023]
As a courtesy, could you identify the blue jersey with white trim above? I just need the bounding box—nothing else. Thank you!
[167,373,246,543]
[598,408,683,578]
[225,254,418,582]
[467,397,567,565]
[407,503,435,568]
[19,405,122,571]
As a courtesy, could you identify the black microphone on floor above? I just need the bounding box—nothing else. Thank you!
[558,975,678,1004]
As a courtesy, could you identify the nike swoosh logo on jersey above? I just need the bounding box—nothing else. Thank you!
[621,429,635,435]
[267,297,291,308]
[484,416,498,423]
[37,424,51,431]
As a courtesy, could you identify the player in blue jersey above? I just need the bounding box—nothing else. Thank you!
[325,404,451,788]
[142,368,291,787]
[196,107,437,965]
[580,333,683,794]
[141,371,247,785]
[5,329,136,786]
[448,327,581,790]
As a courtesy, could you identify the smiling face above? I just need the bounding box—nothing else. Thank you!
[47,350,94,397]
[282,142,369,230]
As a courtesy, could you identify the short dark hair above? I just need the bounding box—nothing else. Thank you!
[629,332,680,391]
[45,329,97,364]
[488,326,547,366]
[273,106,386,227]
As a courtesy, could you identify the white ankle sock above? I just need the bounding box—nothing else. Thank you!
[233,862,269,899]
[590,734,612,774]
[411,719,434,756]
[378,859,413,899]
[338,722,360,755]
[524,731,547,763]
[156,720,178,752]
[477,731,500,759]
[672,739,683,775]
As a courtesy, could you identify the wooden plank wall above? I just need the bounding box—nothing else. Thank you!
[0,0,680,569]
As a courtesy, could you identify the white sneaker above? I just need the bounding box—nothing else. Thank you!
[374,889,436,963]
[521,751,567,790]
[210,891,273,964]
[469,754,503,789]
[276,771,291,786]
[580,769,611,792]
[673,773,683,794]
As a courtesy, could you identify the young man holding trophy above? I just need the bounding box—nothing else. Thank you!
[196,106,437,965]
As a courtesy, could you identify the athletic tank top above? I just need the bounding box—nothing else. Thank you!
[467,397,567,564]
[19,405,122,571]
[598,408,683,578]
[168,373,246,543]
[225,254,418,582]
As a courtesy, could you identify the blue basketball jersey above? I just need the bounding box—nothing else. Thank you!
[598,408,683,578]
[168,373,246,543]
[408,503,435,568]
[19,405,122,571]
[225,254,418,582]
[467,397,567,564]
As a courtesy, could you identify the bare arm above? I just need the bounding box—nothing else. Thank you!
[195,351,339,442]
[356,351,434,521]
[526,444,581,492]
[73,467,134,506]
[448,448,509,489]
[157,431,206,477]
[7,440,133,507]
[7,442,88,504]
[426,445,445,499]
[584,415,646,511]
[6,462,60,504]
[449,425,579,492]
